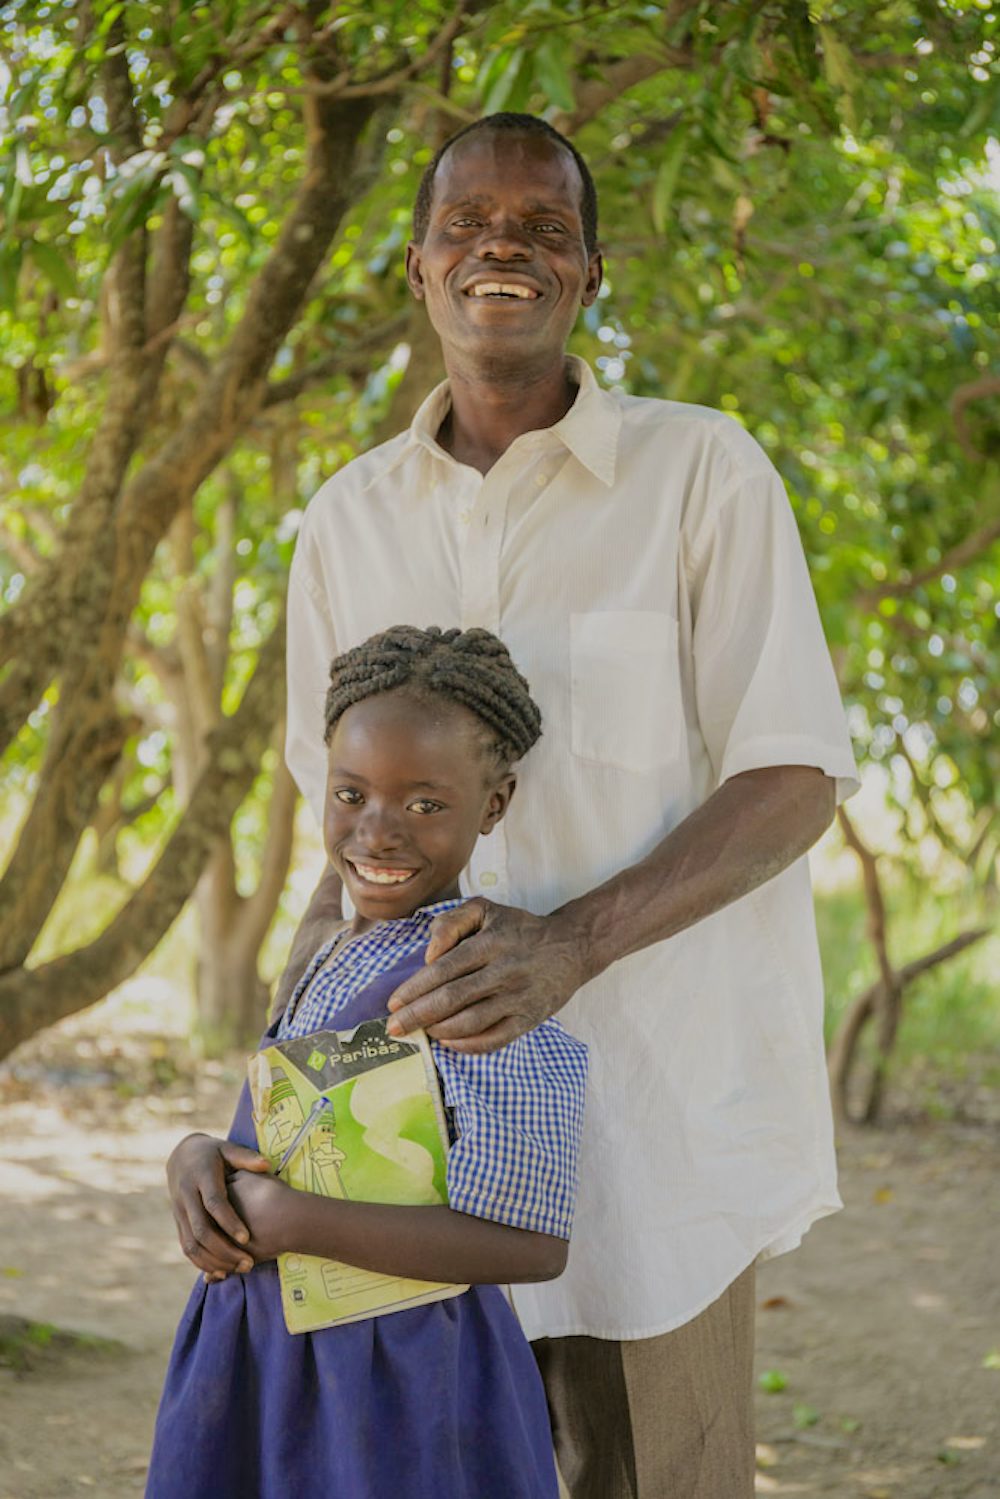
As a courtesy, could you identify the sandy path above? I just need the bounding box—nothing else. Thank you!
[1,1025,997,1498]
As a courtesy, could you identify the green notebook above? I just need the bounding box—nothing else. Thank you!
[248,1020,466,1334]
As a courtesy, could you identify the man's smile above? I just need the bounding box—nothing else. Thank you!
[462,277,542,301]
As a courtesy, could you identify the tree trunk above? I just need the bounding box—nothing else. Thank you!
[192,754,299,1054]
[828,927,991,1126]
[0,93,376,973]
[0,618,286,1062]
[196,846,272,1054]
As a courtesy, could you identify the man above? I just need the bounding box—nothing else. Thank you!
[283,114,858,1497]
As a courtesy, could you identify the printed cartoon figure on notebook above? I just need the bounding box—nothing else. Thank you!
[251,1066,347,1198]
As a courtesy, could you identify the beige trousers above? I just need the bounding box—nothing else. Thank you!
[532,1264,756,1499]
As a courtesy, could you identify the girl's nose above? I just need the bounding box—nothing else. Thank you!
[357,805,405,853]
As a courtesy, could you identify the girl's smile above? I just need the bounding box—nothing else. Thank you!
[324,689,515,932]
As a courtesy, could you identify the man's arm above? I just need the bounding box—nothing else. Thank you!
[270,860,345,1022]
[386,764,835,1051]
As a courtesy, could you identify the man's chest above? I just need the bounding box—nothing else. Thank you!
[319,460,686,648]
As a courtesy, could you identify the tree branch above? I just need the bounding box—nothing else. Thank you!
[0,618,287,1061]
[238,750,299,956]
[855,503,1000,609]
[951,373,1000,462]
[305,3,469,99]
[261,311,410,407]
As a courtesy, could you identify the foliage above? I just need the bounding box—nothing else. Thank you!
[0,0,998,1057]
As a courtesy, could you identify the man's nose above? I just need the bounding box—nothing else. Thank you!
[477,216,533,259]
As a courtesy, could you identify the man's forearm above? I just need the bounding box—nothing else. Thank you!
[270,861,345,1020]
[558,765,836,986]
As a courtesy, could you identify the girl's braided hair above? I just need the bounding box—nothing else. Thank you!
[324,625,542,770]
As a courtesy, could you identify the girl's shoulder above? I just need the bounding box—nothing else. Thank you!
[431,1018,588,1100]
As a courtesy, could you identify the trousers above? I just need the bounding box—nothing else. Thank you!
[532,1263,756,1499]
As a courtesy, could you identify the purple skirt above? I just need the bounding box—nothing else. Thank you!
[146,949,559,1499]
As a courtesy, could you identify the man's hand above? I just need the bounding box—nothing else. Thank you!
[226,1170,295,1263]
[166,1133,270,1281]
[386,900,588,1053]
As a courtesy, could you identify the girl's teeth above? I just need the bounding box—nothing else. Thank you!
[354,864,414,884]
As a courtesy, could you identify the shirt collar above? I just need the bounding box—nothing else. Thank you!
[365,356,621,489]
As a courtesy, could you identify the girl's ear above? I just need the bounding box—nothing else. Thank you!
[479,773,516,835]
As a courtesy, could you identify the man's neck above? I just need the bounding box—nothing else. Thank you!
[438,358,578,474]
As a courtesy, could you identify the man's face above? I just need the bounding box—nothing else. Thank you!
[406,130,602,375]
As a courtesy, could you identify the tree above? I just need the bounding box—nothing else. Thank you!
[1,1,997,1072]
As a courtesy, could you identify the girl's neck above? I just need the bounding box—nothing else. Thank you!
[348,885,461,935]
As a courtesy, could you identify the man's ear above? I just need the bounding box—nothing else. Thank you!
[480,773,516,835]
[582,250,603,307]
[405,242,425,301]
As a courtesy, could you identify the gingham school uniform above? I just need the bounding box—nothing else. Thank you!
[281,899,588,1243]
[147,903,587,1499]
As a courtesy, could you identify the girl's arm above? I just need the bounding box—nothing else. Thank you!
[227,1170,567,1284]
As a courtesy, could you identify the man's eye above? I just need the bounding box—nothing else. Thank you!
[334,788,362,804]
[409,798,443,815]
[451,216,481,228]
[532,222,564,233]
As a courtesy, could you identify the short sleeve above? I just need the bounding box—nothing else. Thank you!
[686,461,859,804]
[285,515,337,828]
[432,1021,588,1241]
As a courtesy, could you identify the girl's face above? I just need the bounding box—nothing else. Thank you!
[323,690,515,929]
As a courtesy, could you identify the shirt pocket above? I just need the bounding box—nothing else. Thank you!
[570,610,681,773]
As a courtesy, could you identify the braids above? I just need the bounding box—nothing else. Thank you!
[412,112,599,255]
[324,626,542,769]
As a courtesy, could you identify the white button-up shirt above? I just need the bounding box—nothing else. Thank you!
[286,357,859,1340]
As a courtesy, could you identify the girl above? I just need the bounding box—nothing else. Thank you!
[146,625,587,1499]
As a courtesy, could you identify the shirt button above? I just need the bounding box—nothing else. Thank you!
[535,473,548,487]
[479,871,498,888]
[458,510,472,525]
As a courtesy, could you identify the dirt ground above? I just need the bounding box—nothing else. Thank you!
[1,1008,998,1499]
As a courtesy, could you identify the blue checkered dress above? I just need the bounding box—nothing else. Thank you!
[280,899,588,1242]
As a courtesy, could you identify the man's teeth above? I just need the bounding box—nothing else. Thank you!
[352,863,416,885]
[470,282,537,299]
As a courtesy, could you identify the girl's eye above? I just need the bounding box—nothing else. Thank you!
[409,798,443,815]
[334,788,363,805]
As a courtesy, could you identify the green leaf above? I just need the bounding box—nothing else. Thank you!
[793,1403,820,1428]
[758,1369,789,1393]
[651,125,689,235]
[818,23,858,132]
[482,49,526,114]
[28,241,78,298]
[168,164,202,221]
[788,1,819,81]
[0,241,23,310]
[533,40,575,113]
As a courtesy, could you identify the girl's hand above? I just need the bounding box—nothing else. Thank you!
[166,1133,270,1280]
[226,1169,295,1263]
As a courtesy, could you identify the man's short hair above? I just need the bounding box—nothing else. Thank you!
[412,112,599,255]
